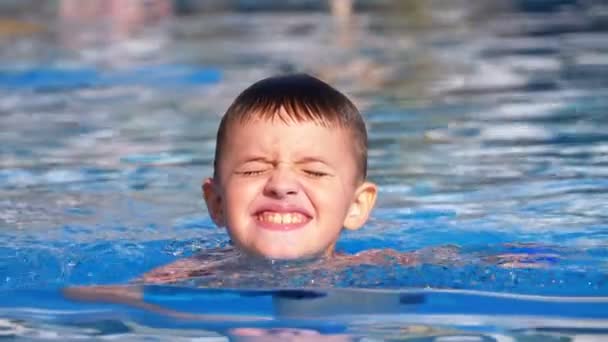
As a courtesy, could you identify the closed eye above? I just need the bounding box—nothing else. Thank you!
[238,170,266,176]
[304,170,328,177]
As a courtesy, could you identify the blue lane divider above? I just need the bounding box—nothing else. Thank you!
[0,65,222,89]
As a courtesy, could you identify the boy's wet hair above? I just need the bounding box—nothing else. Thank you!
[214,74,368,181]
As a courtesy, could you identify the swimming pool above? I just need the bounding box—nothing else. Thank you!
[1,1,608,340]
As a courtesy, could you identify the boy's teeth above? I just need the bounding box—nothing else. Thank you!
[258,212,306,224]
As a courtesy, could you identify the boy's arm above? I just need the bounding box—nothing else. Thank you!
[64,285,143,303]
[62,262,203,318]
[62,254,221,318]
[61,258,212,321]
[62,285,257,321]
[62,285,193,318]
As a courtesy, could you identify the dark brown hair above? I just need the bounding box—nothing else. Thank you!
[214,74,368,181]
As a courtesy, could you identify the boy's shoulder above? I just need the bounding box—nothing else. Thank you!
[140,246,240,284]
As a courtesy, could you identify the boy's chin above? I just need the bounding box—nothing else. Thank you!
[259,250,310,261]
[247,244,329,261]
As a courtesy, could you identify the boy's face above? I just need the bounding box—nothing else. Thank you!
[203,112,377,259]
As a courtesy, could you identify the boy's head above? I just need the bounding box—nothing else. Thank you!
[203,74,377,259]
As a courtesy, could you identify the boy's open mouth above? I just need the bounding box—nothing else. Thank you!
[254,210,312,231]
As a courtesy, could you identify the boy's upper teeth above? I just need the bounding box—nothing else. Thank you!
[258,211,306,224]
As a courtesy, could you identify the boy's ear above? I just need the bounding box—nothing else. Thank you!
[343,181,378,230]
[202,178,225,227]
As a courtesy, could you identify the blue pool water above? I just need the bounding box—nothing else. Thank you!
[1,1,608,340]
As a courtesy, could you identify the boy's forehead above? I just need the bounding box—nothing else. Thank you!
[222,119,356,159]
[227,119,341,142]
[226,116,343,137]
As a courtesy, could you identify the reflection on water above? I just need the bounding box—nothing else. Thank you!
[1,2,608,338]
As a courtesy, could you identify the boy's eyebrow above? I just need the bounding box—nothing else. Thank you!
[238,157,274,164]
[295,157,333,167]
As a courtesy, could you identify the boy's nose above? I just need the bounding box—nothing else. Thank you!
[263,167,299,198]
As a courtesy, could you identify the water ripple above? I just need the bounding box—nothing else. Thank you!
[0,2,607,300]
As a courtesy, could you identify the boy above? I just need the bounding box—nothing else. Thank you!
[201,73,378,260]
[139,73,389,283]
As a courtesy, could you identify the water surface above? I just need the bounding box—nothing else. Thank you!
[1,1,608,340]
